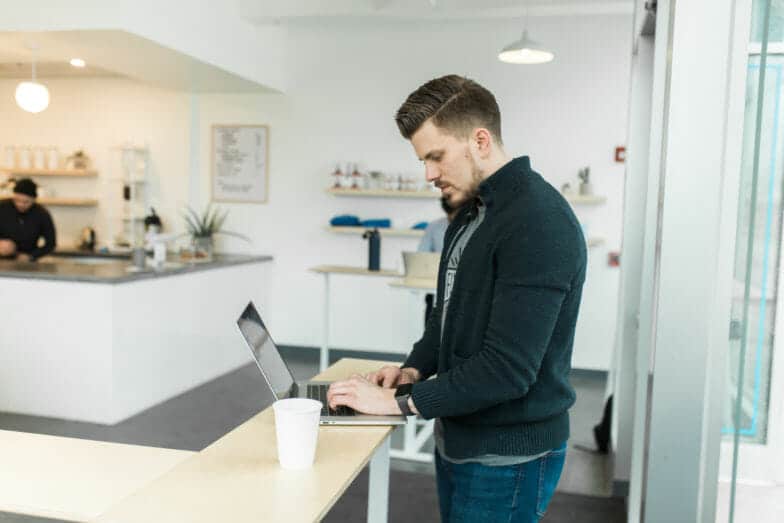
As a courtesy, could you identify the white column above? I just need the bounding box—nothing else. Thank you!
[640,0,750,521]
[610,1,655,497]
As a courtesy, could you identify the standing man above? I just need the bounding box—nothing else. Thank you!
[0,178,57,261]
[327,75,586,522]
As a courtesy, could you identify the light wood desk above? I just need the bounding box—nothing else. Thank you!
[0,430,193,522]
[389,278,437,292]
[97,358,396,523]
[310,265,402,371]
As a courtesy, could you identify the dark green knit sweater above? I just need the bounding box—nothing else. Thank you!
[404,156,587,459]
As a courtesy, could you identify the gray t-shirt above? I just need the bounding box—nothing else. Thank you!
[434,201,550,466]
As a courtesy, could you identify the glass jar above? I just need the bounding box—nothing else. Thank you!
[190,235,214,262]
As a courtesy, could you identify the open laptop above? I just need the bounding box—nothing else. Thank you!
[236,302,406,426]
[402,251,440,287]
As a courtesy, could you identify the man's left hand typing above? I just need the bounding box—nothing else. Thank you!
[327,375,401,415]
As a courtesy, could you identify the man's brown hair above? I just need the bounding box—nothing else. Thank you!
[395,75,502,144]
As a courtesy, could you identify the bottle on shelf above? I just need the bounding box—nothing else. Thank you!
[351,164,362,190]
[331,164,343,189]
[3,146,15,169]
[46,147,60,170]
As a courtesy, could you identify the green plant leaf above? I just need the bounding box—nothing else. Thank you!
[217,230,251,242]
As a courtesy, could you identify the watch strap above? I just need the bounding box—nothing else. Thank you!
[396,394,414,416]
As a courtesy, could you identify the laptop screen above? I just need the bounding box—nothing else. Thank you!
[237,302,295,399]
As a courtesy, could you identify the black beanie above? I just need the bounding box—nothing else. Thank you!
[13,178,37,198]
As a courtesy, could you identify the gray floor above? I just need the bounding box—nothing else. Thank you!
[0,347,616,522]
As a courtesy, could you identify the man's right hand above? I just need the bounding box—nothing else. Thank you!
[0,239,16,257]
[365,366,421,388]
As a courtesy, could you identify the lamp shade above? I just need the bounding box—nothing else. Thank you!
[15,81,50,113]
[498,30,554,64]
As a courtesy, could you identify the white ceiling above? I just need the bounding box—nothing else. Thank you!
[240,0,634,24]
[0,30,272,92]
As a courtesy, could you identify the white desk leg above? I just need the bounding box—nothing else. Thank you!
[367,435,391,523]
[320,273,330,372]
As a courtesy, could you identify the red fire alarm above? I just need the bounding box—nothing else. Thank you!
[615,146,626,163]
[608,252,621,267]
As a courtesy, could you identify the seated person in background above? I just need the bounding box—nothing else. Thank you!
[0,178,57,262]
[417,196,458,323]
[417,196,458,253]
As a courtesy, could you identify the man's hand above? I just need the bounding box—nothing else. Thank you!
[327,374,401,415]
[16,253,31,262]
[364,366,421,388]
[0,239,16,257]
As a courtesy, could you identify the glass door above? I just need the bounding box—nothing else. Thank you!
[718,0,784,520]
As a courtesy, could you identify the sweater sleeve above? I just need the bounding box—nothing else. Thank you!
[402,299,441,379]
[410,227,578,419]
[30,209,56,260]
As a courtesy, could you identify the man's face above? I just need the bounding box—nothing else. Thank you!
[12,193,34,213]
[410,120,482,208]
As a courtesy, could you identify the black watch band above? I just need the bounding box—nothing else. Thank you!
[396,394,414,416]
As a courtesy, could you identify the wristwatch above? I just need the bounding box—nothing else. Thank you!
[395,384,414,416]
[396,394,414,416]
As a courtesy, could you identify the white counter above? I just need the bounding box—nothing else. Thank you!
[0,256,272,424]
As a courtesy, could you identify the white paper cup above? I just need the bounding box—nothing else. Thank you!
[272,398,322,469]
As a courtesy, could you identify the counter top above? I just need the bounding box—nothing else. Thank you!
[0,254,273,284]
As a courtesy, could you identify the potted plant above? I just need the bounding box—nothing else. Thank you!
[182,204,249,261]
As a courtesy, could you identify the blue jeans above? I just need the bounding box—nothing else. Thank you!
[435,443,567,523]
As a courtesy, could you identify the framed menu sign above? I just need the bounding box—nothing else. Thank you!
[211,124,269,203]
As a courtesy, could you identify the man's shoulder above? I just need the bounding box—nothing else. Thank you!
[32,203,52,216]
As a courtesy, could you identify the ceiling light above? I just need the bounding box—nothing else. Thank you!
[15,82,50,113]
[498,2,554,65]
[498,30,554,64]
[15,45,49,113]
[69,58,86,68]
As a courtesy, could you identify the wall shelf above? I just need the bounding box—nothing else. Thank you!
[587,237,605,248]
[566,194,606,205]
[328,226,425,238]
[39,198,98,207]
[0,168,97,177]
[329,226,603,246]
[326,188,439,199]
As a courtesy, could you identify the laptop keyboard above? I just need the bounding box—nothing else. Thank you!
[307,384,355,417]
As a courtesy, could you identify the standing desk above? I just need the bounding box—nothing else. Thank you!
[310,265,437,463]
[96,358,396,523]
[310,265,401,371]
[0,431,193,522]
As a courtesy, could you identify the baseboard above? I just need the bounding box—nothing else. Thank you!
[570,368,609,380]
[612,480,629,498]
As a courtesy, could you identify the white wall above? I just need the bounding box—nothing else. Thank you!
[202,15,633,370]
[0,78,191,248]
[0,14,632,370]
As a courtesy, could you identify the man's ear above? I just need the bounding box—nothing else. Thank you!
[472,128,493,158]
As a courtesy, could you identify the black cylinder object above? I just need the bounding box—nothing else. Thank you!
[362,228,381,271]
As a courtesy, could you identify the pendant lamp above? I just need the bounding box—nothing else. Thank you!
[15,46,49,113]
[498,4,554,65]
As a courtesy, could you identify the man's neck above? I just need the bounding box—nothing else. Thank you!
[479,151,513,182]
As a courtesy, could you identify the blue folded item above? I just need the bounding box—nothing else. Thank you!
[330,215,361,226]
[412,222,428,230]
[359,219,391,228]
